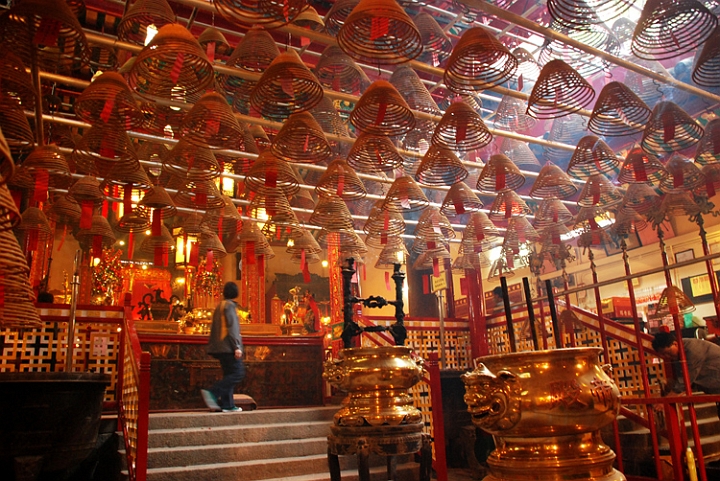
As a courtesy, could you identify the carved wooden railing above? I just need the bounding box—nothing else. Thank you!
[118,296,151,481]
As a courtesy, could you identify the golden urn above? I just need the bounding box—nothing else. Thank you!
[323,346,424,427]
[462,347,625,481]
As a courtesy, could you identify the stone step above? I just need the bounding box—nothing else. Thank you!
[148,419,332,448]
[148,406,337,430]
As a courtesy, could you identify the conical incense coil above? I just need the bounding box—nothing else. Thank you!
[76,214,117,251]
[75,72,145,128]
[163,140,221,182]
[381,175,429,213]
[547,0,633,29]
[641,101,703,155]
[117,0,176,45]
[577,174,623,208]
[293,6,324,30]
[415,145,468,186]
[317,229,367,252]
[72,124,138,175]
[309,95,353,157]
[139,185,177,216]
[315,158,367,201]
[0,51,34,109]
[314,45,370,94]
[173,179,225,210]
[538,21,620,78]
[198,231,228,259]
[346,132,404,173]
[492,96,536,132]
[440,182,484,217]
[443,26,517,93]
[374,236,409,269]
[488,190,532,220]
[504,216,540,246]
[532,198,574,228]
[179,91,244,150]
[567,135,621,180]
[658,153,705,194]
[414,12,453,66]
[324,0,361,35]
[500,137,540,168]
[526,59,595,119]
[104,160,153,192]
[432,100,493,153]
[543,113,587,165]
[412,245,451,270]
[309,193,355,232]
[530,161,579,200]
[463,211,501,250]
[215,0,306,28]
[349,80,415,137]
[452,249,487,271]
[68,176,104,207]
[617,147,665,184]
[204,195,243,234]
[650,286,695,318]
[612,206,648,236]
[513,47,541,81]
[47,193,80,227]
[198,27,231,59]
[588,81,651,138]
[389,66,441,150]
[337,0,422,65]
[621,182,660,214]
[137,140,169,167]
[0,129,13,187]
[250,49,324,121]
[631,0,718,61]
[270,111,332,164]
[128,23,213,100]
[414,206,456,241]
[287,229,323,256]
[624,58,671,106]
[249,124,271,151]
[0,94,34,155]
[0,230,41,328]
[576,227,614,249]
[21,145,72,189]
[692,25,720,88]
[476,154,525,193]
[248,192,299,232]
[695,118,720,165]
[700,163,720,198]
[244,150,301,196]
[363,199,405,236]
[0,0,90,73]
[16,207,53,248]
[573,206,613,237]
[660,191,700,217]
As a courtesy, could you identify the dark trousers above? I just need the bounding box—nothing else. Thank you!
[210,353,246,410]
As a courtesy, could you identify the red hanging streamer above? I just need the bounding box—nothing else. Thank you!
[375,102,387,125]
[246,241,256,264]
[456,122,467,143]
[361,264,366,281]
[206,42,216,63]
[57,224,67,252]
[100,91,117,123]
[258,254,265,275]
[673,169,684,189]
[207,119,220,136]
[265,168,277,188]
[460,277,468,296]
[127,232,134,260]
[34,18,61,46]
[300,249,306,271]
[385,271,391,291]
[422,275,429,294]
[370,17,389,40]
[336,169,345,197]
[432,257,440,278]
[27,228,39,252]
[92,235,103,259]
[662,111,676,143]
[206,250,214,272]
[124,185,133,215]
[102,199,109,218]
[34,168,49,203]
[380,233,388,245]
[152,209,162,236]
[170,52,185,84]
[495,164,506,190]
[189,242,199,267]
[196,185,207,207]
[154,246,165,266]
[302,264,311,283]
[517,74,524,92]
[427,240,436,250]
[80,201,94,229]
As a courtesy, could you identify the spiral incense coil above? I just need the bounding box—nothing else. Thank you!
[138,223,173,253]
[567,135,621,180]
[74,72,144,129]
[139,185,177,216]
[381,175,429,213]
[611,206,648,236]
[203,196,243,234]
[346,132,404,174]
[623,58,671,106]
[318,229,368,253]
[363,199,405,237]
[349,80,415,137]
[692,26,720,87]
[389,66,441,151]
[493,96,537,132]
[659,191,700,218]
[163,140,221,182]
[500,137,540,168]
[115,206,152,234]
[530,161,579,200]
[374,236,409,269]
[174,179,226,210]
[0,230,41,328]
[245,150,301,196]
[440,182,484,217]
[337,0,422,65]
[0,94,34,155]
[324,0,361,35]
[0,52,34,109]
[415,145,468,186]
[631,0,718,61]
[198,232,228,259]
[411,231,451,256]
[271,111,332,164]
[577,174,623,208]
[21,145,73,189]
[432,100,493,153]
[700,163,720,198]
[309,193,355,232]
[180,92,244,150]
[128,23,214,100]
[641,101,704,154]
[488,190,532,220]
[314,45,371,95]
[68,176,104,207]
[504,216,540,246]
[250,48,324,121]
[695,119,720,165]
[76,214,117,249]
[527,60,595,119]
[452,249,489,271]
[309,95,352,157]
[315,158,367,201]
[513,47,541,82]
[444,26,518,93]
[117,0,176,45]
[539,21,620,77]
[414,206,456,240]
[547,0,633,28]
[621,182,660,214]
[476,154,525,193]
[0,184,20,232]
[463,211,501,248]
[414,12,453,67]
[588,81,651,138]
[247,190,295,223]
[137,96,192,137]
[0,0,90,73]
[249,124,271,152]
[658,153,705,194]
[286,228,322,257]
[72,124,138,175]
[47,194,81,227]
[532,198,574,229]
[198,27,231,59]
[215,0,306,28]
[293,6,324,31]
[104,160,153,192]
[412,246,451,270]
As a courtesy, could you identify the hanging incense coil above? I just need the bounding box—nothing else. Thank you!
[381,175,429,213]
[72,124,138,175]
[573,205,613,230]
[576,226,614,250]
[432,100,493,153]
[504,216,540,246]
[611,206,648,236]
[588,81,651,137]
[247,190,295,224]
[138,222,173,253]
[309,193,355,232]
[139,185,177,216]
[543,114,587,165]
[324,0,361,35]
[204,196,243,234]
[695,119,720,165]
[641,101,704,155]
[292,5,324,31]
[117,0,176,45]
[390,66,441,151]
[623,58,672,106]
[180,91,244,150]
[415,206,456,240]
[452,248,488,271]
[250,48,324,121]
[476,154,525,193]
[47,193,81,227]
[198,27,231,59]
[530,161,579,199]
[539,21,620,78]
[463,211,501,250]
[547,0,633,28]
[115,206,152,234]
[415,145,468,186]
[248,125,271,153]
[349,80,416,137]
[577,174,623,208]
[198,231,228,259]
[616,148,665,185]
[68,176,104,207]
[651,286,695,318]
[621,182,660,214]
[374,236,409,269]
[0,0,90,73]
[567,135,621,180]
[414,12,453,67]
[245,150,301,196]
[0,94,34,155]
[0,52,34,109]
[315,158,367,201]
[287,228,322,256]
[692,26,720,87]
[163,140,221,182]
[444,26,518,93]
[173,179,225,210]
[532,198,574,228]
[513,47,541,81]
[488,190,532,220]
[76,214,117,250]
[318,229,367,254]
[74,72,145,128]
[0,184,21,232]
[215,0,306,28]
[500,137,540,168]
[271,111,332,164]
[700,163,720,198]
[347,132,404,173]
[128,23,214,100]
[363,199,405,237]
[492,96,537,132]
[658,153,705,194]
[314,45,371,95]
[660,191,700,217]
[526,60,595,119]
[337,0,422,65]
[104,160,153,192]
[631,0,718,61]
[218,136,256,176]
[21,145,73,189]
[0,230,41,328]
[440,182,484,217]
[309,95,353,157]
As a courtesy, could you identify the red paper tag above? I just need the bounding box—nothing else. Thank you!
[27,228,39,251]
[662,111,675,143]
[385,271,391,291]
[100,91,117,123]
[453,201,465,214]
[380,233,387,245]
[102,199,109,218]
[34,168,49,203]
[93,234,103,259]
[422,275,429,294]
[124,185,133,214]
[190,242,199,266]
[154,246,165,266]
[280,78,294,97]
[375,102,387,125]
[460,277,469,295]
[427,240,436,249]
[206,42,216,63]
[518,74,524,92]
[33,18,61,46]
[361,264,366,281]
[258,254,265,274]
[633,155,648,182]
[57,224,67,252]
[300,36,310,47]
[127,232,134,260]
[0,274,4,307]
[170,52,185,84]
[433,258,440,277]
[456,121,467,143]
[206,250,214,272]
[80,201,94,229]
[300,249,306,270]
[152,209,162,236]
[505,200,512,219]
[265,169,277,188]
[207,119,220,136]
[246,241,256,264]
[337,169,345,197]
[303,265,311,283]
[495,164,506,190]
[370,17,389,40]
[673,169,683,188]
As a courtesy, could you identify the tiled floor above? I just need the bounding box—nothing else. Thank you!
[446,467,481,480]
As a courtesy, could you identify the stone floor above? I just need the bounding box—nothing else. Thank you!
[446,467,481,481]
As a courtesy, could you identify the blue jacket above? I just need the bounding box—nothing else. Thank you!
[207,299,243,354]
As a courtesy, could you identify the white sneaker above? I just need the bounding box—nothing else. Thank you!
[201,389,220,411]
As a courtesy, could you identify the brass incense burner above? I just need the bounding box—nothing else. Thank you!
[463,347,625,481]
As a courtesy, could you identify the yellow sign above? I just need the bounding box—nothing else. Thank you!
[690,274,712,297]
[431,274,447,292]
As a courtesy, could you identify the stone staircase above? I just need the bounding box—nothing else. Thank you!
[122,406,420,481]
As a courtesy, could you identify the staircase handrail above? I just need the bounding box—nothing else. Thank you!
[119,294,151,481]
